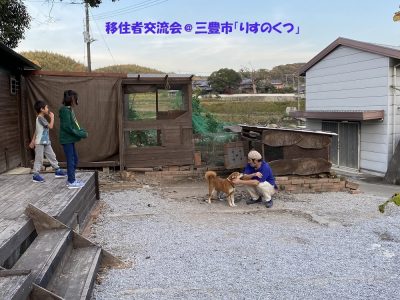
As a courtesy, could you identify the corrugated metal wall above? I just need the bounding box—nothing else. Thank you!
[339,122,359,169]
[0,72,22,173]
[322,121,359,169]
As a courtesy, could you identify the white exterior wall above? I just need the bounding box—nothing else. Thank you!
[388,58,400,171]
[305,45,390,174]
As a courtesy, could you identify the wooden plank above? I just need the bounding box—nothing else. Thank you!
[0,172,97,266]
[123,119,191,131]
[58,161,119,168]
[77,186,98,228]
[0,219,34,266]
[94,170,100,200]
[12,229,71,286]
[125,151,193,161]
[125,146,193,155]
[290,110,384,121]
[31,283,64,300]
[46,246,101,300]
[31,70,127,78]
[119,91,125,170]
[0,73,23,173]
[25,204,68,233]
[0,269,31,277]
[50,174,96,226]
[72,231,125,268]
[0,272,33,300]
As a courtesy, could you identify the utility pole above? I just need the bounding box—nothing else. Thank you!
[84,2,93,72]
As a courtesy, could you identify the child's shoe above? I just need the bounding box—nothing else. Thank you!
[55,169,67,178]
[67,180,84,189]
[33,173,45,183]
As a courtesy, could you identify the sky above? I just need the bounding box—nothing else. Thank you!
[16,0,400,75]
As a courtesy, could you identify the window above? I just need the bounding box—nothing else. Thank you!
[126,89,184,121]
[10,76,19,95]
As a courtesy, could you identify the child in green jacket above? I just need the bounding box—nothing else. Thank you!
[59,90,88,189]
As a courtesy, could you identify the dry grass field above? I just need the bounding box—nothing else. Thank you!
[127,91,305,126]
[200,97,305,125]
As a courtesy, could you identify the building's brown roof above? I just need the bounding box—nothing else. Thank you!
[299,37,400,76]
[0,42,40,71]
[290,110,384,121]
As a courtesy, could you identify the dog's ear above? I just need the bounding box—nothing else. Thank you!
[228,172,240,180]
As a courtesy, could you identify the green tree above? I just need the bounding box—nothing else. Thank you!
[208,68,241,94]
[20,51,86,71]
[84,0,118,7]
[0,0,30,48]
[239,66,265,94]
[95,64,163,74]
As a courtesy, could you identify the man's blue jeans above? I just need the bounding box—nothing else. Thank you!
[62,143,78,184]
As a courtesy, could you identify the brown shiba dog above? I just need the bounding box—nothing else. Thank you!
[204,171,241,207]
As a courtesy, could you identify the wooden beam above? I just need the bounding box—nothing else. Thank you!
[290,110,384,121]
[31,283,64,300]
[0,269,31,277]
[30,70,127,78]
[72,232,127,269]
[58,161,119,168]
[25,204,68,233]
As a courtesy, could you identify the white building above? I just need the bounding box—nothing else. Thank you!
[291,37,400,175]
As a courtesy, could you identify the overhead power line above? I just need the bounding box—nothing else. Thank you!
[89,6,117,67]
[92,0,168,20]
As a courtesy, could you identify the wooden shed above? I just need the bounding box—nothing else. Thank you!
[240,125,336,175]
[0,43,40,173]
[120,74,194,169]
[22,72,195,170]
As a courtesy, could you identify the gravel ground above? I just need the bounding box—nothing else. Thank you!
[91,181,400,300]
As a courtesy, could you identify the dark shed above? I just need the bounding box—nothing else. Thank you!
[0,43,40,173]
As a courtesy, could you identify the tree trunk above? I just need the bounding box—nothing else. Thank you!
[384,140,400,184]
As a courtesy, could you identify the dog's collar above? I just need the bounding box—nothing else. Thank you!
[227,178,235,188]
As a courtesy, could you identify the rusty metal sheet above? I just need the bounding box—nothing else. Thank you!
[283,145,329,160]
[270,158,332,176]
[262,131,302,146]
[296,134,331,149]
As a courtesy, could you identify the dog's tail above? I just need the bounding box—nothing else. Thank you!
[205,170,217,182]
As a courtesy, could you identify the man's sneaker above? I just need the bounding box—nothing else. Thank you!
[55,169,67,178]
[246,197,262,205]
[32,173,45,183]
[67,180,84,189]
[265,199,273,208]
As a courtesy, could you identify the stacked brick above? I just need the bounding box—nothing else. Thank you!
[275,176,360,193]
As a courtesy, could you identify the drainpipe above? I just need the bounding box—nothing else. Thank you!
[392,63,400,155]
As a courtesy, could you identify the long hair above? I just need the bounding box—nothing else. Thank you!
[63,90,78,106]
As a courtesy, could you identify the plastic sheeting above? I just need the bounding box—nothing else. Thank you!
[25,75,121,162]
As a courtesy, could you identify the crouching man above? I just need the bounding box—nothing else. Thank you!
[232,150,277,208]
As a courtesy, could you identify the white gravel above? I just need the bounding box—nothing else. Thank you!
[91,184,400,300]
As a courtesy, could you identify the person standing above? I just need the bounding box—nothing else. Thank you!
[29,100,67,182]
[59,90,88,189]
[232,150,277,208]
